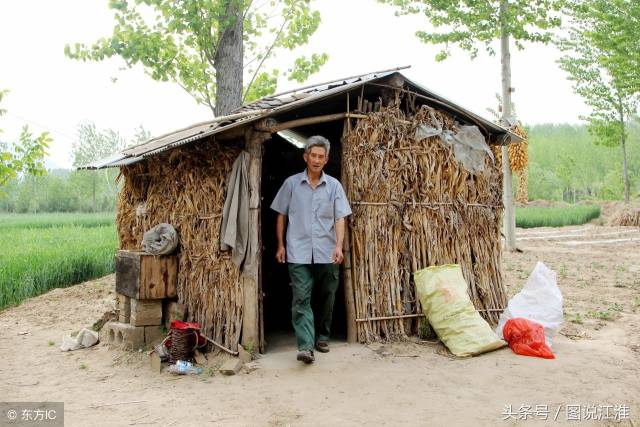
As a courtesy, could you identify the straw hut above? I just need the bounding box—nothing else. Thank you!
[87,67,521,353]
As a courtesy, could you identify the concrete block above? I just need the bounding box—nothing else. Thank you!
[149,352,162,373]
[144,325,165,346]
[116,293,131,323]
[238,345,252,363]
[219,358,243,376]
[130,299,162,326]
[101,321,144,350]
[163,300,185,329]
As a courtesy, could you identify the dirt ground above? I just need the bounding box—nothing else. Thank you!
[1,224,639,427]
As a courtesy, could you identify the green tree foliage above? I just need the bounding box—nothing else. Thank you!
[526,123,640,201]
[378,0,565,61]
[581,0,640,94]
[0,169,120,213]
[0,123,151,213]
[0,90,51,191]
[132,125,152,146]
[72,122,128,168]
[558,0,640,202]
[65,0,327,115]
[72,122,149,212]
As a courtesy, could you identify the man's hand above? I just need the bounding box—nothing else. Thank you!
[332,246,344,264]
[276,245,286,263]
[275,214,287,263]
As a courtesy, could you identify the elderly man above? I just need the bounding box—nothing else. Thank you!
[270,135,352,364]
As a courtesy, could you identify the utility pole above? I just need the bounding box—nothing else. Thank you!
[500,0,516,251]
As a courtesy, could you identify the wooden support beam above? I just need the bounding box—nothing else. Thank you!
[215,125,247,141]
[356,314,425,322]
[355,309,504,323]
[255,113,368,134]
[241,127,270,352]
[342,225,357,342]
[340,119,358,344]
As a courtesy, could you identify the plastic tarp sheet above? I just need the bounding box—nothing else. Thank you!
[414,264,506,357]
[415,122,494,174]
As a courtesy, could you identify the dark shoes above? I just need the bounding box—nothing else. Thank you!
[296,350,315,364]
[315,341,330,353]
[296,342,329,363]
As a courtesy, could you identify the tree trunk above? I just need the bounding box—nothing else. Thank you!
[618,98,630,203]
[500,0,517,251]
[214,0,244,117]
[621,133,630,203]
[92,173,97,213]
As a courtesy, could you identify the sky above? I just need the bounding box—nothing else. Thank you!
[0,0,588,169]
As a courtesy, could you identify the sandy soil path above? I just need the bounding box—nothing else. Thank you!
[1,225,638,426]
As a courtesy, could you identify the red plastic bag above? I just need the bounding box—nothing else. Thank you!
[503,318,555,359]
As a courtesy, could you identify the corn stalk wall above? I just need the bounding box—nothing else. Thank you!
[116,141,243,351]
[343,106,507,343]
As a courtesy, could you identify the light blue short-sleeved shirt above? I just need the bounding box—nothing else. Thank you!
[270,170,352,264]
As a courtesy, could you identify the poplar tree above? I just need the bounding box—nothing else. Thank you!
[379,0,566,251]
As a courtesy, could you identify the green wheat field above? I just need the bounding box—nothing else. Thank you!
[0,213,118,310]
[515,205,601,228]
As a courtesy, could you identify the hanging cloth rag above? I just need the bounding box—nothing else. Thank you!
[220,151,252,271]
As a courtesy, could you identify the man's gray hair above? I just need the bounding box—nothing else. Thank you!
[305,135,330,156]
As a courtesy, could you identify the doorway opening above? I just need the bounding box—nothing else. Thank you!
[260,120,347,352]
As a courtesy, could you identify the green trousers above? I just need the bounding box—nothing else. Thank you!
[288,263,339,351]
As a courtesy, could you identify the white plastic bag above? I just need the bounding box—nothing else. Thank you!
[60,328,99,351]
[496,262,563,346]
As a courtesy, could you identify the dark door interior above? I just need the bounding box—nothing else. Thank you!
[260,122,347,351]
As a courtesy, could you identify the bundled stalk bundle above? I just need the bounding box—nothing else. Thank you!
[492,124,529,204]
[612,207,640,227]
[116,141,243,351]
[517,171,528,205]
[510,125,529,204]
[508,124,529,173]
[343,106,507,343]
[491,124,528,173]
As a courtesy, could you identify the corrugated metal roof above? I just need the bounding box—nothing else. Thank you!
[81,67,520,169]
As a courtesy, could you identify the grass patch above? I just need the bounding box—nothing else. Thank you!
[0,220,117,310]
[570,313,584,324]
[516,205,601,228]
[587,303,622,321]
[588,309,614,321]
[0,212,115,230]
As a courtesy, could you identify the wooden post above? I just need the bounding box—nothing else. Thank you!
[241,128,270,351]
[340,118,358,344]
[342,225,357,343]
